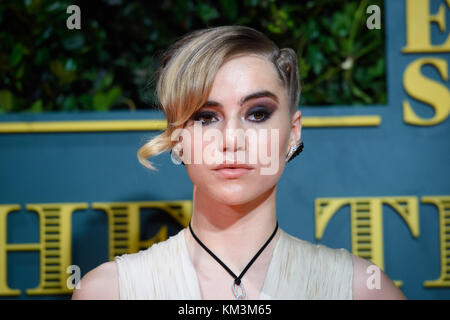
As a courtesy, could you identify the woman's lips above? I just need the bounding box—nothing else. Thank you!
[213,165,253,179]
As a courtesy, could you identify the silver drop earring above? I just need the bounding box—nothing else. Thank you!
[170,144,183,165]
[286,140,304,162]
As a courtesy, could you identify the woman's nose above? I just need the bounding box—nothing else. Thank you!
[222,118,246,153]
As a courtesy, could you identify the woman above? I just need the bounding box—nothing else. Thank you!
[72,25,405,300]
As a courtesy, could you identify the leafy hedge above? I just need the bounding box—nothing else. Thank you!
[0,0,385,113]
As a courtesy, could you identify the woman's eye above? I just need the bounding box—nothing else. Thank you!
[251,111,266,121]
[247,107,272,122]
[193,111,218,125]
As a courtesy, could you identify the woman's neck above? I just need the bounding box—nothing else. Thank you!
[186,185,279,272]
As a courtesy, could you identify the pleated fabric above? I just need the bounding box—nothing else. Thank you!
[114,228,353,300]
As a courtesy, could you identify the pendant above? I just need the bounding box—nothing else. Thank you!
[232,281,246,300]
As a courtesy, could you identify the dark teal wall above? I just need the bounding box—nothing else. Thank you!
[1,0,449,299]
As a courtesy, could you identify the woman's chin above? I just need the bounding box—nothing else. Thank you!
[217,195,253,206]
[197,184,244,204]
[207,185,271,206]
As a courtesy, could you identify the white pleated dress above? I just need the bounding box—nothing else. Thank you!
[114,227,354,300]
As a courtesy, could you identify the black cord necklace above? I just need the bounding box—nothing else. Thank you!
[188,220,279,300]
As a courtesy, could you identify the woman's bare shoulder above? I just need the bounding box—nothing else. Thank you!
[71,261,120,300]
[351,254,406,300]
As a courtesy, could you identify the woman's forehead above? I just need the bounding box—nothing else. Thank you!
[209,55,285,101]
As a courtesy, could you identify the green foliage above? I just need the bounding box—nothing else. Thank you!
[0,0,385,113]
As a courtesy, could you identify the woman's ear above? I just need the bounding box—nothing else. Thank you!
[289,109,302,146]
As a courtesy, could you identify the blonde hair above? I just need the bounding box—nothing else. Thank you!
[138,25,301,170]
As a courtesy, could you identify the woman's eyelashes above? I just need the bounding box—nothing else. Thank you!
[192,105,275,126]
[245,105,274,122]
[192,111,219,125]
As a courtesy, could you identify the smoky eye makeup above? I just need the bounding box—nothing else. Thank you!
[192,110,220,125]
[190,98,278,125]
[245,104,276,122]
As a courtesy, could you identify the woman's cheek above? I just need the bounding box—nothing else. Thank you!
[257,125,288,176]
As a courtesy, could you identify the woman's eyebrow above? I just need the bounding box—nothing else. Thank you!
[239,90,279,106]
[202,90,279,108]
